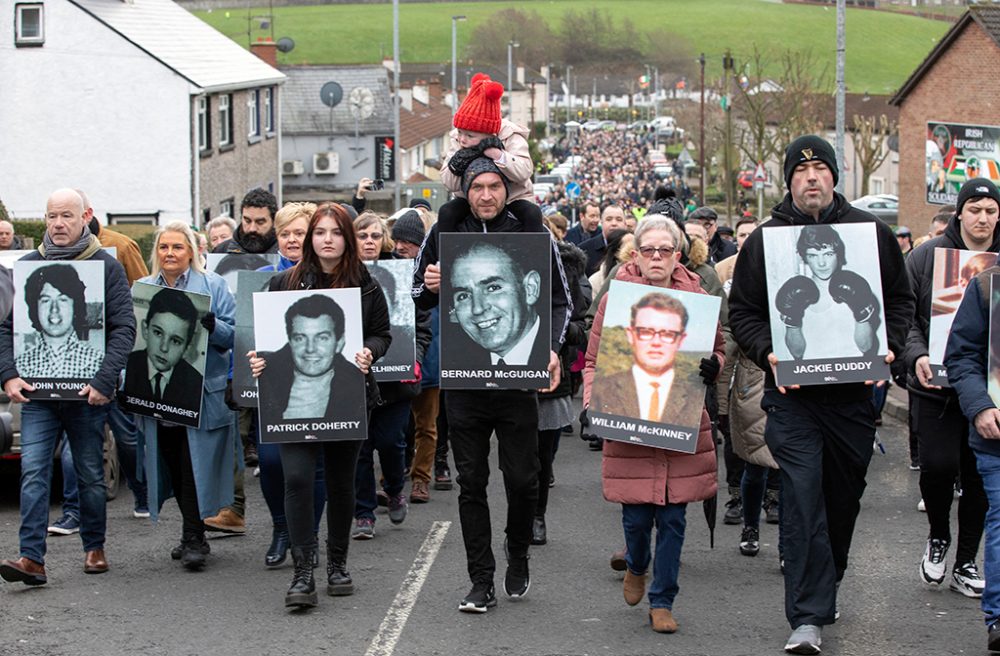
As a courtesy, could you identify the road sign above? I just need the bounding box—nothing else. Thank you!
[753,162,767,183]
[566,181,581,199]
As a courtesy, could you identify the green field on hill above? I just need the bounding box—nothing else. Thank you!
[194,0,950,93]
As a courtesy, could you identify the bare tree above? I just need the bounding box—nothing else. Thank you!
[465,8,555,71]
[851,113,897,197]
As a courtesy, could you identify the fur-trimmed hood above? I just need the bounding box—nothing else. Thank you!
[557,240,588,279]
[686,235,709,269]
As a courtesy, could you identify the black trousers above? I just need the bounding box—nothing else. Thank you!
[916,393,987,565]
[536,428,559,516]
[447,390,540,585]
[435,391,450,466]
[280,440,362,560]
[157,423,204,540]
[762,391,875,628]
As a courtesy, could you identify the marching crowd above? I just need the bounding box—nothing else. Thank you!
[3,72,1000,656]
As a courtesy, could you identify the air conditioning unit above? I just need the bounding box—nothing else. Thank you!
[313,152,340,175]
[282,159,304,176]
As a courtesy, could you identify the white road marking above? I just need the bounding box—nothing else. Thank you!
[364,520,451,656]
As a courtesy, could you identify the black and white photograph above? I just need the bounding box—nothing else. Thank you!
[207,252,280,294]
[439,232,552,389]
[929,248,995,386]
[589,280,721,453]
[232,270,278,406]
[120,282,212,427]
[253,288,367,443]
[13,260,105,400]
[367,259,416,382]
[764,222,889,386]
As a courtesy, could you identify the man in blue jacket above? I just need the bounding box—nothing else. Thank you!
[0,189,136,585]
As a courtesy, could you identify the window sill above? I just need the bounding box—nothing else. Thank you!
[199,148,212,159]
[15,40,44,47]
[247,135,262,145]
[265,132,276,140]
[219,143,235,153]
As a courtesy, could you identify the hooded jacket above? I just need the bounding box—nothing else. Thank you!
[904,213,1000,401]
[728,192,914,403]
[584,261,722,506]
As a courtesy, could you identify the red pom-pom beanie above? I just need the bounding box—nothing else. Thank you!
[454,73,504,135]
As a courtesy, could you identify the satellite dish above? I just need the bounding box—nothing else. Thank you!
[276,37,295,53]
[349,86,376,120]
[320,82,344,108]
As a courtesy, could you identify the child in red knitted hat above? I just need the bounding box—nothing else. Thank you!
[438,73,543,232]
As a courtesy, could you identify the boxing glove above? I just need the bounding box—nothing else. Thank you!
[775,275,820,327]
[829,269,878,323]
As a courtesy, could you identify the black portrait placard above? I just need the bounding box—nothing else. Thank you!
[207,252,280,295]
[764,223,889,386]
[439,232,552,390]
[253,288,367,443]
[232,270,278,406]
[13,261,106,400]
[121,282,211,427]
[367,259,416,382]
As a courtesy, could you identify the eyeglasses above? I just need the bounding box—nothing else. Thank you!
[632,327,684,343]
[638,246,676,259]
[357,232,383,242]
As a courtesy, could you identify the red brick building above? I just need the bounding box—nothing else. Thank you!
[891,6,1000,236]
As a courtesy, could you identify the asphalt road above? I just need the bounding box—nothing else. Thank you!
[0,407,991,656]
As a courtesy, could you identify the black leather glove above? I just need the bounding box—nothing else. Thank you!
[699,354,721,386]
[477,135,505,153]
[775,276,820,327]
[201,312,216,334]
[447,147,481,177]
[717,413,730,439]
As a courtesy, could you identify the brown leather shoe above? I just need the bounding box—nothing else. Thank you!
[610,549,627,572]
[84,549,109,574]
[411,480,430,504]
[0,556,47,585]
[623,570,646,606]
[204,508,246,534]
[649,608,678,634]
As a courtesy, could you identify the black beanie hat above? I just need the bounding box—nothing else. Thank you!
[409,198,432,211]
[956,177,1000,214]
[461,157,509,197]
[390,209,426,246]
[784,135,839,188]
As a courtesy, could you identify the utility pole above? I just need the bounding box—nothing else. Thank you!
[723,50,734,225]
[393,0,400,208]
[699,53,706,205]
[450,15,466,118]
[835,0,846,194]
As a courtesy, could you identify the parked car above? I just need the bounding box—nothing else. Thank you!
[850,194,899,225]
[581,119,603,132]
[737,171,754,189]
[534,174,564,186]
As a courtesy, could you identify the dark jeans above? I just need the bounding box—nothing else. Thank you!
[622,502,687,609]
[916,393,986,565]
[157,423,204,539]
[536,428,560,517]
[720,418,745,489]
[762,391,875,629]
[355,399,410,520]
[447,390,540,585]
[435,391,450,467]
[741,463,779,529]
[280,440,362,559]
[258,435,325,531]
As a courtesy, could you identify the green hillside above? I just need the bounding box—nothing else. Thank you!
[194,0,951,93]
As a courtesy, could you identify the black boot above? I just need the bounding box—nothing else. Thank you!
[265,524,290,568]
[285,546,318,609]
[723,486,743,525]
[181,533,208,571]
[326,542,354,596]
[531,515,547,546]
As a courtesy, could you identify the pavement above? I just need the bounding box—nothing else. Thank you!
[0,399,991,656]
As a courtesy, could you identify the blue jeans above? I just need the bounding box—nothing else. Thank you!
[19,402,108,563]
[621,502,687,609]
[975,449,1000,626]
[60,404,147,516]
[355,399,410,521]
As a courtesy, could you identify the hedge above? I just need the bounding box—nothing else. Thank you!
[12,219,159,265]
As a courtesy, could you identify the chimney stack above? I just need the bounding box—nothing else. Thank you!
[250,37,277,68]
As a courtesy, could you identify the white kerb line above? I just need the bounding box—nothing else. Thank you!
[364,520,451,656]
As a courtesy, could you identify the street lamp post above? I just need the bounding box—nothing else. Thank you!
[699,53,705,204]
[507,40,519,118]
[451,15,466,117]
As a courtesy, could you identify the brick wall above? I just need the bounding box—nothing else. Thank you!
[898,21,1000,236]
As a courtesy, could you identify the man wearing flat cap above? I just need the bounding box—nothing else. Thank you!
[729,135,914,654]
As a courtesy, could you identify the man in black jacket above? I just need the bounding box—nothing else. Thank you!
[412,157,571,613]
[689,206,737,264]
[729,136,914,654]
[212,188,279,255]
[903,178,999,599]
[0,189,136,585]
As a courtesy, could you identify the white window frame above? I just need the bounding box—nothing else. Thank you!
[220,199,234,218]
[871,176,885,196]
[248,89,260,139]
[15,3,44,46]
[263,88,274,134]
[197,97,210,152]
[219,94,232,146]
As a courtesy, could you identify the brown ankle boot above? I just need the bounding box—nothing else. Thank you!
[649,608,678,633]
[623,570,646,606]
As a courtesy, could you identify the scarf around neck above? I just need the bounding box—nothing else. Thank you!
[40,229,102,261]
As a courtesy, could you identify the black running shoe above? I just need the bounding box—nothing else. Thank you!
[503,542,530,599]
[458,582,497,613]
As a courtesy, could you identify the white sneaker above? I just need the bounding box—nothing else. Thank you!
[785,624,822,654]
[917,499,926,512]
[920,538,950,585]
[950,562,985,598]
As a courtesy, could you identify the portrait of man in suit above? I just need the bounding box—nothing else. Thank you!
[592,292,702,423]
[257,293,362,421]
[447,241,547,368]
[125,287,203,409]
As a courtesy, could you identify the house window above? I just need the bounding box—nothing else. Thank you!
[202,208,211,226]
[15,3,44,46]
[871,177,884,196]
[219,94,232,147]
[263,88,274,134]
[248,89,260,139]
[220,198,234,218]
[197,97,211,152]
